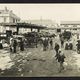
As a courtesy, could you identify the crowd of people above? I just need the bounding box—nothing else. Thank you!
[9,36,25,53]
[41,32,80,72]
[0,31,80,73]
[42,35,66,73]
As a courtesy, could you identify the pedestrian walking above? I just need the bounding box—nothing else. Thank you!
[0,40,3,49]
[20,38,24,51]
[9,37,13,52]
[54,43,60,54]
[59,34,64,48]
[49,37,53,50]
[24,38,28,48]
[13,39,17,53]
[56,49,66,73]
[43,37,48,51]
[76,41,80,54]
[61,39,64,48]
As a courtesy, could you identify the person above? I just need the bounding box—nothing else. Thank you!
[77,34,79,39]
[56,49,66,72]
[20,38,24,51]
[43,37,48,51]
[60,37,64,48]
[49,37,53,50]
[35,37,38,48]
[54,43,60,54]
[76,41,80,54]
[9,37,13,52]
[0,40,3,49]
[59,33,62,39]
[24,38,28,48]
[13,39,17,53]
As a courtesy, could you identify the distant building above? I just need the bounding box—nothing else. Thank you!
[60,21,80,33]
[26,19,54,26]
[0,7,20,33]
[26,19,58,33]
[60,21,80,27]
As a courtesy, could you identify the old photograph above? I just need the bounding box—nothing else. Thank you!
[0,4,80,77]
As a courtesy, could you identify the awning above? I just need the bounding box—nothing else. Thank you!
[0,22,47,29]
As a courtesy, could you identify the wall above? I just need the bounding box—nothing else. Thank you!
[0,9,20,34]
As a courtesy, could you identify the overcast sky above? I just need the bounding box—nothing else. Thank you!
[0,4,80,23]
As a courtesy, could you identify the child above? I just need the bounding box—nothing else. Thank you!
[56,49,66,72]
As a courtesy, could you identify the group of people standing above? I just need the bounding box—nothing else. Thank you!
[42,36,53,51]
[9,36,25,53]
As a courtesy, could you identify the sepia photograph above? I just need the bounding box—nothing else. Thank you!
[0,4,80,77]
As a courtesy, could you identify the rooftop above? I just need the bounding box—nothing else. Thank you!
[0,7,20,20]
[0,22,47,29]
[61,21,80,25]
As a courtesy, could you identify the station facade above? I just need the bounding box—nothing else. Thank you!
[0,7,20,33]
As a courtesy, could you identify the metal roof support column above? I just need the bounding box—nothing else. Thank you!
[31,28,33,32]
[16,25,19,35]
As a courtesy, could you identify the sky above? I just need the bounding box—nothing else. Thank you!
[0,4,80,23]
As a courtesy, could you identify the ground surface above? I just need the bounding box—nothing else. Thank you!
[0,36,80,77]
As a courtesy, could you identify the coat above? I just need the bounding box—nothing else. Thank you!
[57,54,65,63]
[54,44,60,50]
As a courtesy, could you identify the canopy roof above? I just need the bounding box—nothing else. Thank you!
[0,22,47,29]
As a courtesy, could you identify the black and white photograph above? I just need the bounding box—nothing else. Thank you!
[0,4,80,77]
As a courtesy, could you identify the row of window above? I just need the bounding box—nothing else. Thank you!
[63,25,78,27]
[3,17,19,23]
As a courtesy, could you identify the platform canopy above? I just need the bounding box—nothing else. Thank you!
[17,23,47,29]
[0,23,16,26]
[0,22,47,29]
